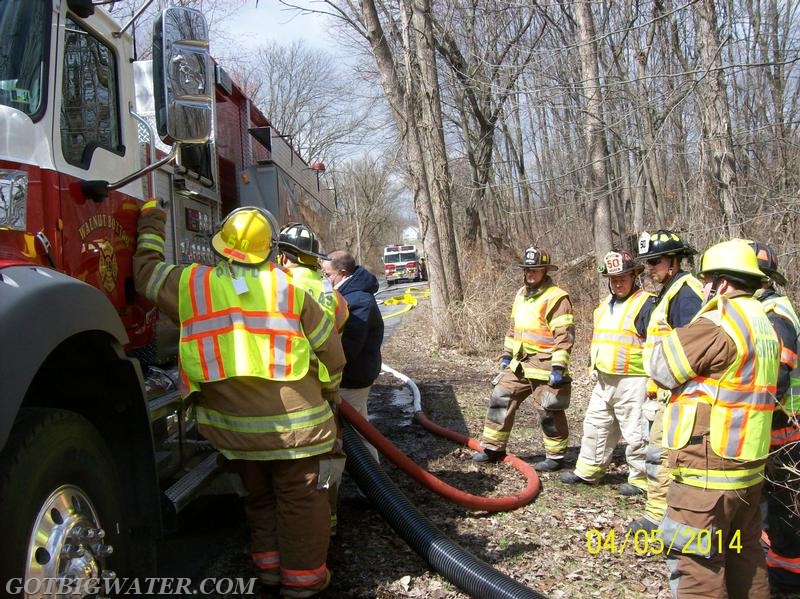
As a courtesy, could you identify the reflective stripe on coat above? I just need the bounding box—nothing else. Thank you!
[643,274,703,375]
[662,295,778,466]
[178,262,315,394]
[504,285,573,380]
[591,289,652,376]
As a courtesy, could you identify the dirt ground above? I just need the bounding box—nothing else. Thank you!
[323,294,671,599]
[193,291,797,599]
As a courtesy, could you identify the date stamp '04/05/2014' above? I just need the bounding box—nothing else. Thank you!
[586,528,743,556]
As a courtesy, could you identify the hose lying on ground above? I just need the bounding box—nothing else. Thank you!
[343,423,548,599]
[340,401,541,511]
[339,362,542,511]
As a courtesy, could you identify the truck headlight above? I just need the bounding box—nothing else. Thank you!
[0,169,27,230]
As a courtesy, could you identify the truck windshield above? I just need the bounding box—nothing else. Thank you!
[0,1,49,117]
[385,252,418,264]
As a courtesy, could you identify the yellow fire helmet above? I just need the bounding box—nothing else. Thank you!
[698,239,767,281]
[211,206,278,265]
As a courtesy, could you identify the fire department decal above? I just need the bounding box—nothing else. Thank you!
[96,239,118,293]
[78,214,131,247]
[78,214,129,293]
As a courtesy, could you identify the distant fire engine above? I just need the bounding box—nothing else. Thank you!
[382,244,423,285]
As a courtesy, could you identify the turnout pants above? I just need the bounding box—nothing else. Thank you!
[480,369,570,459]
[763,438,800,591]
[663,481,768,599]
[235,456,332,596]
[574,373,646,487]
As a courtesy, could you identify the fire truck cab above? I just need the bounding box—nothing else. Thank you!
[0,0,219,589]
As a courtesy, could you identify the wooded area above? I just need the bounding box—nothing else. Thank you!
[117,0,800,344]
[270,0,798,343]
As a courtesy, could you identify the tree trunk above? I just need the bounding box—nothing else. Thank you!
[408,0,464,303]
[575,1,613,284]
[695,0,742,238]
[359,0,453,344]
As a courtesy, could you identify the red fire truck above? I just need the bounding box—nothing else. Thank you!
[0,0,333,590]
[382,244,422,285]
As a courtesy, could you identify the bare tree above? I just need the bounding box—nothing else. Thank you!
[693,0,742,237]
[141,0,800,321]
[432,2,539,254]
[574,0,613,272]
[223,41,370,167]
[329,152,407,272]
[288,0,465,344]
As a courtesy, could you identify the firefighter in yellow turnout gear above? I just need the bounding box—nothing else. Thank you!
[649,239,778,599]
[750,242,800,594]
[473,246,575,471]
[134,204,345,598]
[277,222,349,536]
[278,222,348,335]
[629,230,703,534]
[560,250,653,494]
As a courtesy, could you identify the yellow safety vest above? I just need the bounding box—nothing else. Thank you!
[177,262,312,396]
[504,284,573,380]
[643,273,703,376]
[286,266,349,385]
[662,295,778,469]
[759,293,800,417]
[591,290,652,376]
[288,266,349,333]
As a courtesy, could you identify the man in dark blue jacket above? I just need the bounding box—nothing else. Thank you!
[322,250,385,463]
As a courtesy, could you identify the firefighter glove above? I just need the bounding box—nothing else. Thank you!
[140,197,168,214]
[549,366,566,388]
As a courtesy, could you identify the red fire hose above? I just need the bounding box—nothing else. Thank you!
[339,397,542,512]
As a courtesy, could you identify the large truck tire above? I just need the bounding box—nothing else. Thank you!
[0,409,130,596]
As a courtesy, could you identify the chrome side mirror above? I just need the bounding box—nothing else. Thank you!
[152,7,212,145]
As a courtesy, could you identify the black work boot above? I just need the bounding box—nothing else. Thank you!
[627,517,659,534]
[559,471,597,485]
[472,448,506,464]
[533,458,564,472]
[617,483,645,496]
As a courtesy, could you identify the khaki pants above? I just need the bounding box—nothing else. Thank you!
[340,386,379,463]
[481,369,570,459]
[644,401,670,523]
[574,374,646,487]
[663,482,768,599]
[235,456,331,595]
[328,387,375,528]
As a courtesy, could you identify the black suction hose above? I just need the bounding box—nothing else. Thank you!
[343,423,547,599]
